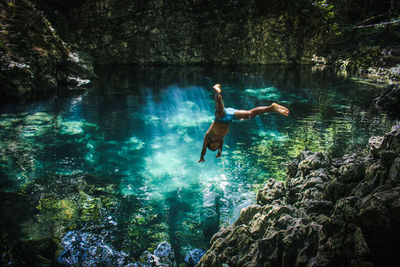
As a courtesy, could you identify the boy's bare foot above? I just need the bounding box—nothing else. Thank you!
[271,103,289,116]
[213,84,221,94]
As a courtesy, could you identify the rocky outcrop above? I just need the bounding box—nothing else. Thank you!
[198,123,400,266]
[39,0,329,65]
[0,0,94,101]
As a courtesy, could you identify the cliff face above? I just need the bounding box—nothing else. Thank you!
[198,123,400,266]
[2,0,399,100]
[1,0,333,100]
[37,0,329,65]
[0,0,93,101]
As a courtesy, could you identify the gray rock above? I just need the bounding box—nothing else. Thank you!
[256,179,286,206]
[184,248,205,266]
[389,157,400,183]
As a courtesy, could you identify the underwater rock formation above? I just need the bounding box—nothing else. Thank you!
[185,248,205,267]
[58,232,181,266]
[0,0,94,101]
[0,169,207,266]
[138,241,176,266]
[58,231,132,266]
[198,123,400,266]
[0,173,140,266]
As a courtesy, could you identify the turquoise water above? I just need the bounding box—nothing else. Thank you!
[0,66,393,262]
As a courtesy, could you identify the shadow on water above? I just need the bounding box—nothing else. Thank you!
[0,65,394,264]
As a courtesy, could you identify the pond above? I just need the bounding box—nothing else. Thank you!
[0,65,394,264]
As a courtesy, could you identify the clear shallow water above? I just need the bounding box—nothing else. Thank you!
[0,66,394,262]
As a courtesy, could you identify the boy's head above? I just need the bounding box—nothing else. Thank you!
[207,140,220,151]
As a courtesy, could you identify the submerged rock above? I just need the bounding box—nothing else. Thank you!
[58,231,132,266]
[198,123,400,267]
[184,248,205,266]
[0,173,142,266]
[138,242,176,267]
[58,233,177,266]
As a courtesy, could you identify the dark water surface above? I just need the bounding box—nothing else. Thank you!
[0,66,393,263]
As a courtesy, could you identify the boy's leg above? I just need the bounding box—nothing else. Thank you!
[213,84,226,119]
[234,103,289,120]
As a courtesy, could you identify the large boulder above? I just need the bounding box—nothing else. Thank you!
[198,123,400,266]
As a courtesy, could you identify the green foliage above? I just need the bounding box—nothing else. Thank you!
[333,23,342,36]
[312,0,335,21]
[8,1,15,8]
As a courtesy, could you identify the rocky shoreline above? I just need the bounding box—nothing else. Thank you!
[198,120,400,266]
[195,82,400,267]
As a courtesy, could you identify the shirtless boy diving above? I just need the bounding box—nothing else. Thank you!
[198,84,289,163]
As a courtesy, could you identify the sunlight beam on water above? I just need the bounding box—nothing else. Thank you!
[121,85,255,226]
[140,85,213,182]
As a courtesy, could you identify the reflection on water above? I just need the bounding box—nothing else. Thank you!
[0,65,393,262]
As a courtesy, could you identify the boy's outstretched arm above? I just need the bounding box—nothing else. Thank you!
[216,139,224,158]
[198,137,208,163]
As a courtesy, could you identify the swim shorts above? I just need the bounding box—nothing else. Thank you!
[216,107,237,123]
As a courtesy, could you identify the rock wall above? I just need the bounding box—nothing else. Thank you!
[198,123,400,266]
[0,0,94,101]
[40,0,329,65]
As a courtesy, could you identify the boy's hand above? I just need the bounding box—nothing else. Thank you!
[198,158,205,163]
